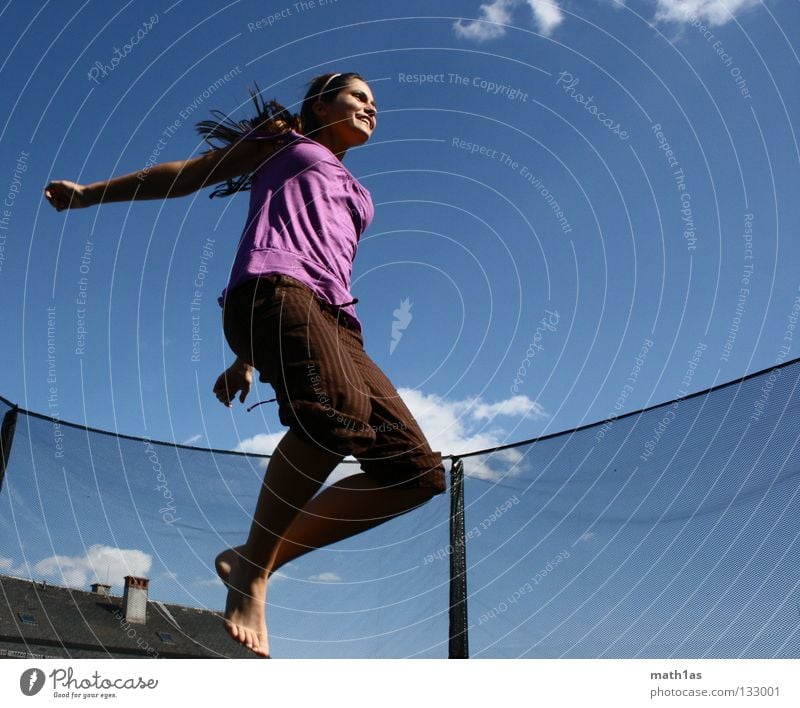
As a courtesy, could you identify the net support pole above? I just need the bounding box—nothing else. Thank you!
[0,405,18,494]
[448,457,469,658]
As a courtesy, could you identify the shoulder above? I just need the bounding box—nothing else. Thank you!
[246,129,325,163]
[246,128,310,149]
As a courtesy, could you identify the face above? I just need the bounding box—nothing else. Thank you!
[314,78,377,146]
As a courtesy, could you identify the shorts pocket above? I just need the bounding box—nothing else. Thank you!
[223,279,284,366]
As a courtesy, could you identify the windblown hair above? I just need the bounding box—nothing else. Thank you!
[195,72,364,198]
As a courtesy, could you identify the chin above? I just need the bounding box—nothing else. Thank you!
[351,128,371,145]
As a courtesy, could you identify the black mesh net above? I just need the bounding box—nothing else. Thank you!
[462,360,800,658]
[0,403,450,658]
[1,357,799,658]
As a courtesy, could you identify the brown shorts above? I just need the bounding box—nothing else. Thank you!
[222,274,446,494]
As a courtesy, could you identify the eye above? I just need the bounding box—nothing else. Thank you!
[355,91,376,109]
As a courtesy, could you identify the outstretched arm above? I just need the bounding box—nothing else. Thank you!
[44,138,275,211]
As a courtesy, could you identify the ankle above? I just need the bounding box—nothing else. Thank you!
[235,549,273,580]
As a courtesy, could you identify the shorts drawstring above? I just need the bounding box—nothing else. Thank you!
[247,398,276,412]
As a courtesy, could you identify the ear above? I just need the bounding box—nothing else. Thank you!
[313,99,328,121]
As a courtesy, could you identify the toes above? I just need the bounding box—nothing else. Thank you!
[252,635,266,655]
[226,623,269,657]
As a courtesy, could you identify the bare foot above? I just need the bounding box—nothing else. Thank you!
[220,555,271,658]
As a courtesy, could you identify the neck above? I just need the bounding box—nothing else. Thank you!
[312,128,348,162]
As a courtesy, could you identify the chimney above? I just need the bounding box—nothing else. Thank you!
[90,582,112,597]
[122,576,149,624]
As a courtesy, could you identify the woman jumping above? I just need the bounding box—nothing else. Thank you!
[45,72,447,658]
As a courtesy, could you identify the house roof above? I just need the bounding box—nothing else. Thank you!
[0,574,257,658]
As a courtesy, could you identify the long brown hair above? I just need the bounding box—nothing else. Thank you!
[195,72,364,198]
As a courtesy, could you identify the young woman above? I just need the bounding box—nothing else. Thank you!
[44,72,447,658]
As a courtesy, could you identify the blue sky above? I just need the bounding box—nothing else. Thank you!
[1,0,799,656]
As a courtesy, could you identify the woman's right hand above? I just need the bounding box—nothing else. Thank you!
[44,180,92,211]
[213,358,254,407]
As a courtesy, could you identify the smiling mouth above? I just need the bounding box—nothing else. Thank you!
[357,116,373,128]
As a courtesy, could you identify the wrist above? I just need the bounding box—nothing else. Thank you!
[234,356,253,371]
[83,182,101,206]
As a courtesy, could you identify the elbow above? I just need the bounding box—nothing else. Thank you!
[165,172,200,199]
[158,160,199,199]
[134,165,193,200]
[166,184,196,199]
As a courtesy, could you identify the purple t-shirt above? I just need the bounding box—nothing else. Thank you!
[217,129,374,331]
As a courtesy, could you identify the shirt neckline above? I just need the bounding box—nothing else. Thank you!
[282,129,368,189]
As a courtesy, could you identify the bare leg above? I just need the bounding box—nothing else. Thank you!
[220,428,344,657]
[280,474,437,570]
[217,473,438,581]
[217,462,439,655]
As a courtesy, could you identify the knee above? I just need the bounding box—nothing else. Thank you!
[425,462,448,495]
[427,479,447,497]
[358,455,448,495]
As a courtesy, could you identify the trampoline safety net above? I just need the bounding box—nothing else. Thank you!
[1,357,799,658]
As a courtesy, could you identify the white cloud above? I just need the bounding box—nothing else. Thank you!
[0,557,13,571]
[454,0,517,41]
[234,389,545,483]
[469,394,548,421]
[454,0,762,41]
[526,0,565,34]
[308,572,341,582]
[653,0,762,26]
[12,545,152,590]
[234,431,286,457]
[454,0,564,39]
[397,388,543,481]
